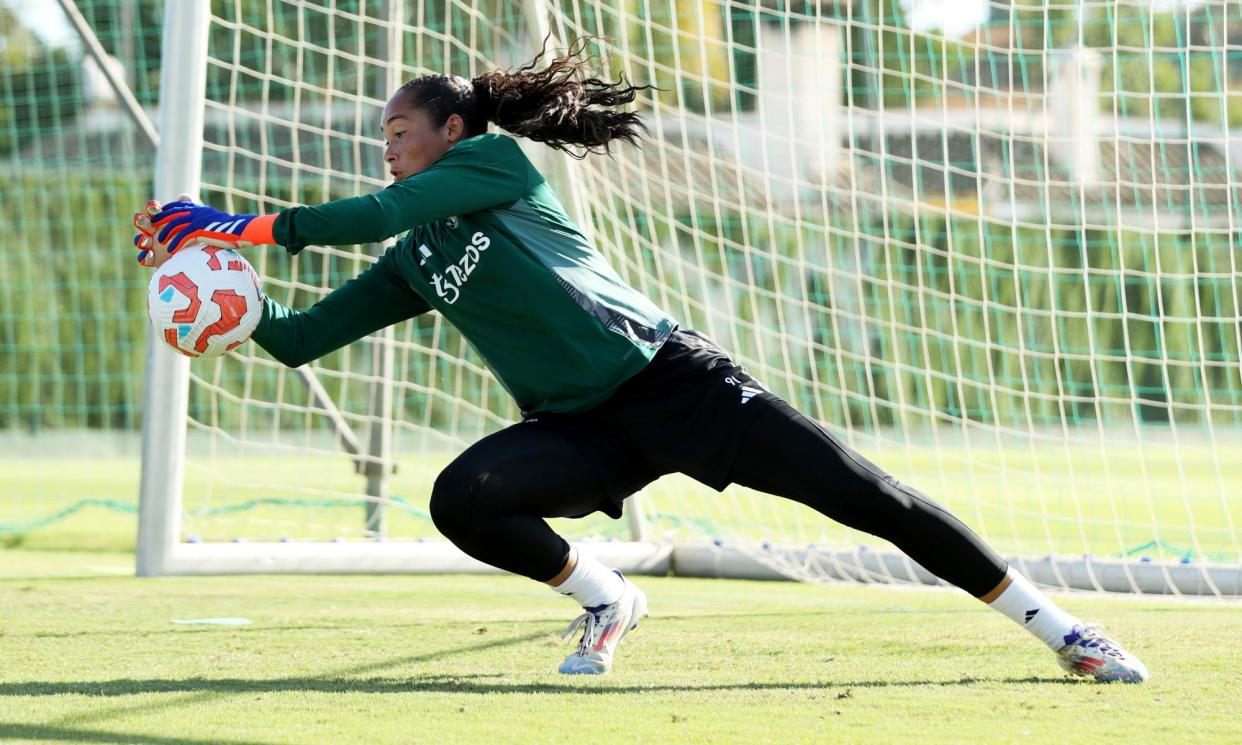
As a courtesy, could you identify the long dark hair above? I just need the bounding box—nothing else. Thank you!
[395,37,654,158]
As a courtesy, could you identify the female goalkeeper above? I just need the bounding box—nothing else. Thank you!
[133,43,1147,683]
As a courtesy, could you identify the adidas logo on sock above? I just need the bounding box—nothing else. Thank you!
[1024,608,1040,624]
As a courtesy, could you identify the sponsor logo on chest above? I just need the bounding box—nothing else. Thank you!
[422,230,491,305]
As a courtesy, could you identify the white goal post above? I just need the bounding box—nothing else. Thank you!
[135,0,208,578]
[137,0,1241,597]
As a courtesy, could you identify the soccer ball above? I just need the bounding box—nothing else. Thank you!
[147,244,263,358]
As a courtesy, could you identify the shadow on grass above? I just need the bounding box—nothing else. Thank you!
[25,621,471,640]
[14,631,553,731]
[0,724,269,745]
[1,674,1075,698]
[12,608,1006,641]
[5,625,1078,702]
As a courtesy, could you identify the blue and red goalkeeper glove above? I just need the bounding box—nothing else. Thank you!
[133,198,276,266]
[151,201,277,253]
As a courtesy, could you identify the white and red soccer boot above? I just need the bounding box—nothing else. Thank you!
[559,571,648,675]
[1056,623,1150,683]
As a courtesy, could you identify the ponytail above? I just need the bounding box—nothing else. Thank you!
[397,37,654,158]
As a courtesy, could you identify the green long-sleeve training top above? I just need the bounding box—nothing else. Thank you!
[252,133,678,415]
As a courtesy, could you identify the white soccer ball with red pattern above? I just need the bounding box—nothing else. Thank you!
[147,244,263,358]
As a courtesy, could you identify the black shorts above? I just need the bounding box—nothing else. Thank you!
[528,328,774,517]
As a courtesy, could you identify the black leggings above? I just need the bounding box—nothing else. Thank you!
[726,397,1008,597]
[427,332,1008,598]
[429,394,1008,598]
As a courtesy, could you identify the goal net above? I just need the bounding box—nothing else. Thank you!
[134,0,1240,595]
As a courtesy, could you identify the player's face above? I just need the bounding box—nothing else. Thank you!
[381,94,464,182]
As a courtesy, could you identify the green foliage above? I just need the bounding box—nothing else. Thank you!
[611,193,1242,433]
[0,170,149,430]
[78,0,164,106]
[1084,1,1242,126]
[0,46,82,159]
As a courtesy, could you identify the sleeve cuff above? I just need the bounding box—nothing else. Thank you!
[241,214,278,246]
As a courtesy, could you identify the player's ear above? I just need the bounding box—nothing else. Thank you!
[444,113,466,144]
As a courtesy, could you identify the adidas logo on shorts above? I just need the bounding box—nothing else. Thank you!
[724,376,763,405]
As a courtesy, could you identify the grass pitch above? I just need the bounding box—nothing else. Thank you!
[1,550,1239,744]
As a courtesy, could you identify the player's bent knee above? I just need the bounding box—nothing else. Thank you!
[429,466,476,538]
[430,464,511,540]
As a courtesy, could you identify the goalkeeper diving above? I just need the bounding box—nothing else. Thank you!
[132,39,1148,682]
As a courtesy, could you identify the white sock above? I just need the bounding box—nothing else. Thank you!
[552,550,624,609]
[987,569,1082,651]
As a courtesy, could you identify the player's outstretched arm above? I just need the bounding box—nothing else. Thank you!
[130,197,430,367]
[133,135,528,265]
[251,247,431,368]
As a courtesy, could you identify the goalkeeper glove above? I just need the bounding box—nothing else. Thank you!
[148,201,277,256]
[132,197,184,267]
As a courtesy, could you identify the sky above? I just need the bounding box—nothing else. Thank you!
[3,0,77,50]
[902,0,990,38]
[901,0,1209,38]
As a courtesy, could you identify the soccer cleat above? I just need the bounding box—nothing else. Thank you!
[558,571,648,675]
[1056,623,1150,683]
